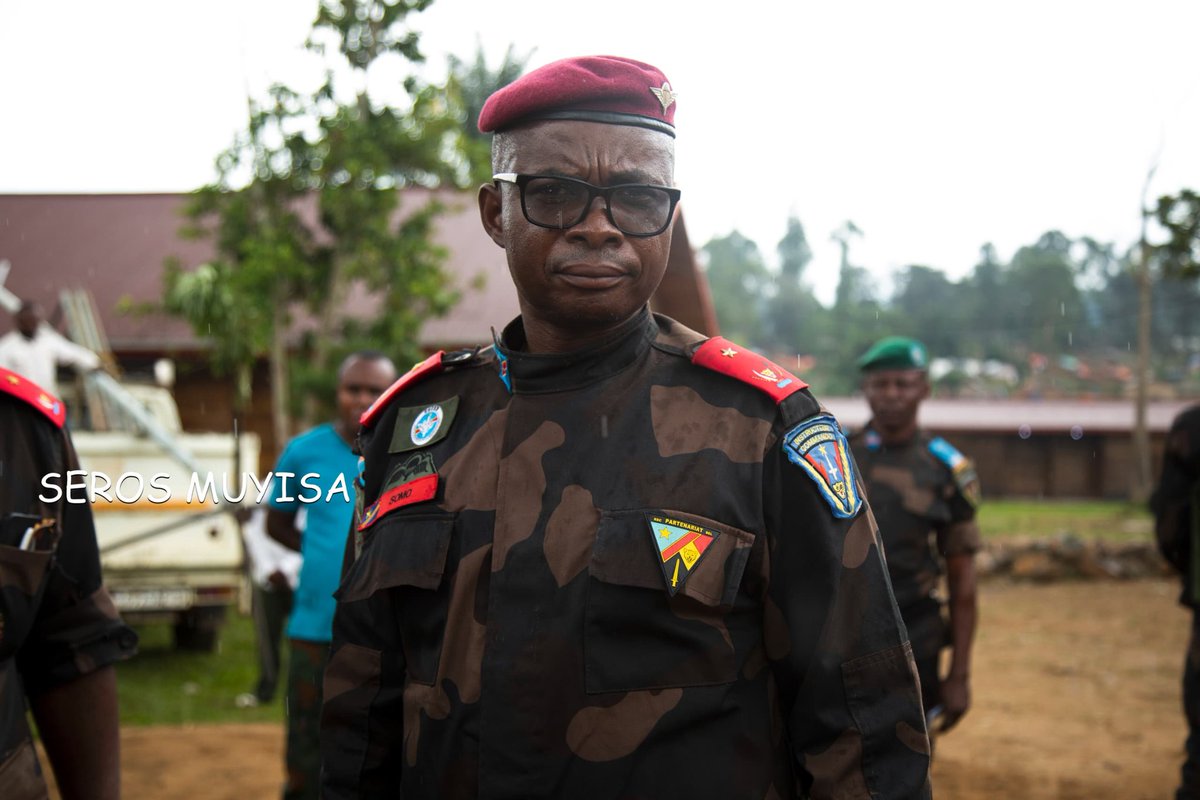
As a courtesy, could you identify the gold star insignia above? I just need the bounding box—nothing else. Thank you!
[649,82,677,113]
[721,348,738,357]
[6,375,19,384]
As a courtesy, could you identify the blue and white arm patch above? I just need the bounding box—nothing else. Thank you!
[928,436,982,506]
[782,414,864,519]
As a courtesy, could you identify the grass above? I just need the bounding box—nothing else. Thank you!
[977,499,1153,542]
[106,500,1152,727]
[116,612,284,726]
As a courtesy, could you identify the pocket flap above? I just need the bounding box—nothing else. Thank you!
[591,509,755,607]
[337,513,454,602]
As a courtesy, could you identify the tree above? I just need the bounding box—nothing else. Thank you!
[891,265,965,359]
[164,88,317,453]
[298,0,463,423]
[1154,188,1200,279]
[701,231,771,347]
[765,215,823,353]
[961,243,1014,361]
[446,43,532,186]
[1006,230,1088,357]
[822,221,894,394]
[165,0,466,445]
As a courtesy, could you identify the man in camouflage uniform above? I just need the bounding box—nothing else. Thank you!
[848,337,980,742]
[1151,403,1200,799]
[1,366,138,799]
[321,56,931,799]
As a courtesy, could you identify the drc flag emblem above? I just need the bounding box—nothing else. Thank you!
[782,414,863,519]
[646,514,719,596]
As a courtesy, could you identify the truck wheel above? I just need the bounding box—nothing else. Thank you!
[173,606,226,652]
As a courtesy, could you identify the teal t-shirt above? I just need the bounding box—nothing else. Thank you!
[268,423,358,643]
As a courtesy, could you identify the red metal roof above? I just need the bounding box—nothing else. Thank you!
[0,191,714,352]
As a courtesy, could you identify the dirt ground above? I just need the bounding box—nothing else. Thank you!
[44,579,1191,799]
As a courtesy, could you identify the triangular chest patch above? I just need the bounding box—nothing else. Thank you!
[646,513,720,595]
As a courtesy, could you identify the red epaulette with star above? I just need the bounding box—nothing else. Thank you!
[359,351,446,428]
[0,366,66,428]
[691,337,808,404]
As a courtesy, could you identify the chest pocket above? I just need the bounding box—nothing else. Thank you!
[336,512,454,685]
[0,542,55,661]
[584,508,755,694]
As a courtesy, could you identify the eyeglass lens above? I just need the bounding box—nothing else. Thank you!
[522,177,673,235]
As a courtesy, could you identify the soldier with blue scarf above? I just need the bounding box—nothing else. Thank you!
[848,337,981,744]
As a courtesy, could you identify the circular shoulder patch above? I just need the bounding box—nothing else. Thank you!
[410,405,444,446]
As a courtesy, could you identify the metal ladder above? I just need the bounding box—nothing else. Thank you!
[60,287,121,429]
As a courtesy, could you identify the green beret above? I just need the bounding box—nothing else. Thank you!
[857,336,929,372]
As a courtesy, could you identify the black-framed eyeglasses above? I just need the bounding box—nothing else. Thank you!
[493,173,681,237]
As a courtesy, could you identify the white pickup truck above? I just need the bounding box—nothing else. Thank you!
[73,381,259,652]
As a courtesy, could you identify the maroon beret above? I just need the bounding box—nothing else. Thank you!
[478,55,676,137]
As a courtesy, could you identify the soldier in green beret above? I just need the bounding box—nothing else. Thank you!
[848,336,981,747]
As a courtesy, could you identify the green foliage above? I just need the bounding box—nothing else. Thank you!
[1154,188,1200,279]
[446,43,532,186]
[164,0,479,428]
[700,206,1200,398]
[117,614,280,726]
[701,231,771,346]
[977,499,1151,542]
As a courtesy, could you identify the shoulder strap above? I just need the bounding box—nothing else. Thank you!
[691,336,807,405]
[358,347,489,428]
[359,351,446,428]
[0,366,66,428]
[926,435,966,471]
[927,435,981,506]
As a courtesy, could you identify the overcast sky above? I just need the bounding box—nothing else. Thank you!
[2,1,1198,302]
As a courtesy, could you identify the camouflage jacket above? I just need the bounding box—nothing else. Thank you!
[0,374,138,798]
[322,311,930,799]
[848,424,981,612]
[1151,404,1200,606]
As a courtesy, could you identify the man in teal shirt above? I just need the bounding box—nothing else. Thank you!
[267,350,396,800]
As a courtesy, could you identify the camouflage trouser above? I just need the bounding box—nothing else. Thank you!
[1179,609,1200,800]
[284,638,328,800]
[902,598,947,717]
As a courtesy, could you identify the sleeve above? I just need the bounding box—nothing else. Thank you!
[763,424,931,799]
[17,431,137,694]
[320,524,408,799]
[1152,409,1200,572]
[936,484,984,561]
[266,439,303,514]
[46,329,101,371]
[936,465,982,559]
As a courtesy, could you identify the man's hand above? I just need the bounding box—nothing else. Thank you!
[938,673,970,732]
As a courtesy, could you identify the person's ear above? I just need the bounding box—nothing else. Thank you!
[478,183,506,249]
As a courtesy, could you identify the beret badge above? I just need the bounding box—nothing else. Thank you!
[650,82,677,113]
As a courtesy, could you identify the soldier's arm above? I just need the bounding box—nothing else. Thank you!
[29,666,120,800]
[1152,409,1200,571]
[940,553,977,731]
[935,456,982,733]
[19,430,135,800]
[764,419,930,799]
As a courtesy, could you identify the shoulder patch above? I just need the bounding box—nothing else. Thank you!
[782,414,863,519]
[359,351,446,428]
[692,337,807,404]
[0,367,65,428]
[928,436,981,506]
